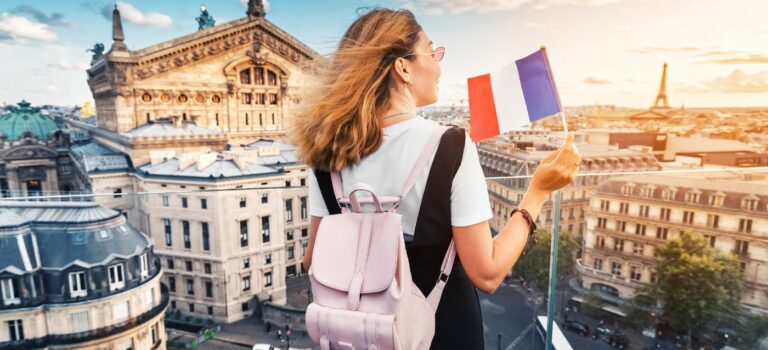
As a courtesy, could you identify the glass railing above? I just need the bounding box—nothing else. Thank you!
[0,166,767,350]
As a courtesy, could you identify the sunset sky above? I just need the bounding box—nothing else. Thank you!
[1,0,766,108]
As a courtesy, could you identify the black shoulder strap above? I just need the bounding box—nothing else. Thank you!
[313,169,342,215]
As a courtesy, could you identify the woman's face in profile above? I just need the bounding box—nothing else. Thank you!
[407,31,442,107]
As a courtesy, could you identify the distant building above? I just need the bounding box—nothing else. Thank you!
[578,171,768,317]
[0,101,83,197]
[0,201,168,349]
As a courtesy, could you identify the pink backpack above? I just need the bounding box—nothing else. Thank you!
[306,125,457,350]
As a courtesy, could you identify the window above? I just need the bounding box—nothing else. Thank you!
[202,222,210,251]
[611,262,622,276]
[742,198,758,210]
[139,254,149,279]
[207,306,213,316]
[205,281,213,298]
[704,234,716,248]
[113,188,123,198]
[568,208,574,219]
[593,258,603,271]
[739,218,753,234]
[633,242,644,255]
[264,272,272,287]
[151,324,159,344]
[1,278,19,304]
[164,219,172,246]
[683,211,694,225]
[285,180,291,187]
[181,197,188,208]
[189,303,195,313]
[639,205,649,218]
[200,198,208,209]
[619,202,629,214]
[288,247,295,260]
[301,228,308,237]
[243,258,250,269]
[242,276,251,291]
[635,224,646,236]
[204,263,212,274]
[617,220,627,232]
[254,67,264,84]
[630,266,642,281]
[239,197,247,208]
[660,208,671,221]
[262,216,270,243]
[286,231,294,241]
[7,320,24,341]
[268,70,277,86]
[240,68,251,84]
[600,199,610,211]
[596,235,606,249]
[186,279,194,295]
[185,260,193,272]
[240,220,249,247]
[270,93,279,105]
[108,264,125,291]
[168,277,176,293]
[71,311,90,333]
[656,227,668,240]
[242,92,252,104]
[265,253,272,265]
[183,220,191,249]
[167,258,175,269]
[300,178,306,187]
[302,241,308,255]
[685,191,700,204]
[661,188,676,201]
[286,199,293,222]
[162,195,169,206]
[650,271,658,283]
[613,239,624,252]
[597,217,607,229]
[707,214,720,229]
[734,240,749,256]
[261,193,268,203]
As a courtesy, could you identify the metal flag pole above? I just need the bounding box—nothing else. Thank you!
[540,45,568,350]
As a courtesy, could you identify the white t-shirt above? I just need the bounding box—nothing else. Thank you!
[308,116,493,237]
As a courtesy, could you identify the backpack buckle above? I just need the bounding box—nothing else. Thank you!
[439,272,449,283]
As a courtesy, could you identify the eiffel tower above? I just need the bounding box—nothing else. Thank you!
[652,62,670,109]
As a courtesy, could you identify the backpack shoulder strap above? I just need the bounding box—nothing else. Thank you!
[395,125,450,209]
[313,169,342,215]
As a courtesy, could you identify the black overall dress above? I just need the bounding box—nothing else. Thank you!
[314,126,485,349]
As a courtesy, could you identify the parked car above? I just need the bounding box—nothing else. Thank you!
[608,332,630,349]
[562,320,590,336]
[592,325,615,341]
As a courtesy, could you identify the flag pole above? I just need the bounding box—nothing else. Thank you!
[541,45,567,350]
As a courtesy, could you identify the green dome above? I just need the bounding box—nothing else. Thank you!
[0,100,59,141]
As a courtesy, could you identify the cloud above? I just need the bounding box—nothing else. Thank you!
[676,70,768,94]
[12,5,76,29]
[46,60,90,71]
[0,12,58,44]
[398,0,620,15]
[99,1,173,28]
[701,54,768,65]
[584,77,611,85]
[239,0,272,13]
[628,46,700,54]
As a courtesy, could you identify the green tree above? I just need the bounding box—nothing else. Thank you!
[514,228,579,289]
[581,289,604,318]
[648,231,742,349]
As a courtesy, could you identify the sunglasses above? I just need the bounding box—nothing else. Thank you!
[401,46,446,62]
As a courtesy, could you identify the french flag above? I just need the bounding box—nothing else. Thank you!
[467,48,562,142]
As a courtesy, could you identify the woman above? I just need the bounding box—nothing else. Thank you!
[290,7,582,349]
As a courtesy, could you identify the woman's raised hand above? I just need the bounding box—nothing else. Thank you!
[529,132,582,194]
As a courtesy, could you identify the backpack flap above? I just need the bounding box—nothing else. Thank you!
[311,211,402,296]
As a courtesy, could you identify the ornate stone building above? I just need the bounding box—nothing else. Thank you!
[0,201,168,349]
[0,101,81,197]
[86,0,321,146]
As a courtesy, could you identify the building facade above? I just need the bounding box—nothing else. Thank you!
[0,201,168,349]
[578,171,768,316]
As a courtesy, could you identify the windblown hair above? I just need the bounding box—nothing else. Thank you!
[288,7,422,172]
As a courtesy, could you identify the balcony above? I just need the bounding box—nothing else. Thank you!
[0,284,169,350]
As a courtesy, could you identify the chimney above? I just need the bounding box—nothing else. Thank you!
[171,115,183,127]
[149,150,176,165]
[178,152,201,170]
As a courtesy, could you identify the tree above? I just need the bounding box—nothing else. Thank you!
[581,289,604,318]
[648,231,742,349]
[737,315,768,349]
[514,228,579,290]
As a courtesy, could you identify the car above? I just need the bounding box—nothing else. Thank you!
[607,332,629,349]
[562,320,590,336]
[592,325,615,341]
[252,344,275,350]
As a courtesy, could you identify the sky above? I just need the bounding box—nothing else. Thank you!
[0,0,766,108]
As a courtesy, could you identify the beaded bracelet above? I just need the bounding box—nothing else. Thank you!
[510,208,538,255]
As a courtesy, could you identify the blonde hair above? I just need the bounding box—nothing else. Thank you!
[288,7,422,172]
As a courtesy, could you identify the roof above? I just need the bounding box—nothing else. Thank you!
[123,120,223,138]
[70,141,131,173]
[0,100,59,141]
[0,201,152,273]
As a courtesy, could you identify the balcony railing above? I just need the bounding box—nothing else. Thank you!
[0,284,169,349]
